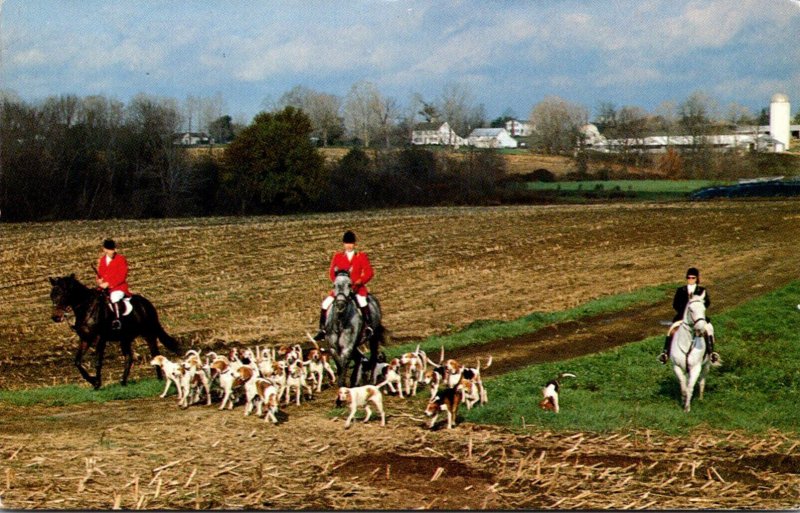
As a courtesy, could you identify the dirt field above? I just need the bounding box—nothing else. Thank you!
[2,201,800,509]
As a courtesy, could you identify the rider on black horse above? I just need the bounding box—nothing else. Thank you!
[314,230,375,341]
[659,267,719,364]
[95,239,130,331]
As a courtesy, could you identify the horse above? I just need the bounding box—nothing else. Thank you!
[324,270,384,393]
[49,274,181,389]
[669,291,713,412]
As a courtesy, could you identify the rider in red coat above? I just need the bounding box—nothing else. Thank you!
[96,239,130,330]
[313,230,375,341]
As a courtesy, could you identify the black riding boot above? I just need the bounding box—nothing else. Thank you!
[704,333,720,364]
[659,334,671,364]
[111,302,122,331]
[360,305,374,339]
[313,309,327,341]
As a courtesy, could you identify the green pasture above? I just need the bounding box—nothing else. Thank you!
[464,281,800,434]
[521,180,730,200]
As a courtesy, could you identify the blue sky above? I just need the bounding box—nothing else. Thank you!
[2,0,799,123]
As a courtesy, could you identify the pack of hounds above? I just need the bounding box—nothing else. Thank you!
[150,339,507,430]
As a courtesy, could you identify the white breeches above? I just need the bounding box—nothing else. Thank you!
[110,290,125,303]
[321,294,368,309]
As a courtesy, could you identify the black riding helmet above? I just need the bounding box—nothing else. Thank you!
[103,239,116,250]
[686,267,700,283]
[342,231,356,244]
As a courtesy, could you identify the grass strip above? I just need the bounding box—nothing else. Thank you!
[465,280,800,435]
[0,378,164,407]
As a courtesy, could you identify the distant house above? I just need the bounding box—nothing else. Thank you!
[505,119,533,137]
[173,132,212,146]
[411,122,467,147]
[467,128,518,149]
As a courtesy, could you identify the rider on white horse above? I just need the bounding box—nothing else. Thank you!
[659,267,719,364]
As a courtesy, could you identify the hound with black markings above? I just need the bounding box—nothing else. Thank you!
[539,372,576,414]
[425,387,461,429]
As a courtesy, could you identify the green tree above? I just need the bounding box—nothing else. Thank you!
[224,106,326,214]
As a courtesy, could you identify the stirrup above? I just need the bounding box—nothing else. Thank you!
[658,352,668,364]
[710,352,721,365]
[364,326,374,338]
[111,319,122,331]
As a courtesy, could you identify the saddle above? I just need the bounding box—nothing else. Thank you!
[105,296,133,316]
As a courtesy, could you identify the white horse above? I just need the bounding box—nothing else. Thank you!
[669,291,714,412]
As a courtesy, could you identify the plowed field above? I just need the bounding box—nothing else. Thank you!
[2,201,800,509]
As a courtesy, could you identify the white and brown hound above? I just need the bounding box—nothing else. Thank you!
[539,372,576,414]
[337,385,386,428]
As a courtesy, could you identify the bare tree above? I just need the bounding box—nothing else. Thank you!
[370,94,400,149]
[343,80,381,147]
[529,96,588,155]
[438,82,483,139]
[280,86,342,146]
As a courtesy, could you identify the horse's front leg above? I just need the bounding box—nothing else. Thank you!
[672,364,688,405]
[75,339,99,388]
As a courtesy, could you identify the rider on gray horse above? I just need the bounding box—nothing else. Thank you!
[659,267,719,364]
[314,230,375,341]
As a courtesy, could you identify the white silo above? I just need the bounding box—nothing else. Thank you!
[769,93,790,152]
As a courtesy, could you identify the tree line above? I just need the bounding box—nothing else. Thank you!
[0,93,506,221]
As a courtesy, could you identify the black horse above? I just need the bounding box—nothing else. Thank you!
[49,274,181,389]
[325,270,384,393]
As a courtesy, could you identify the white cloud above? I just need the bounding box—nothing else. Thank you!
[12,47,46,65]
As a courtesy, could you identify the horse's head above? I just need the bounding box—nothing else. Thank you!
[49,274,78,323]
[684,292,708,335]
[332,270,353,310]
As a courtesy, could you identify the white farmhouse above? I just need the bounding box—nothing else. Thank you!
[467,128,518,149]
[505,119,533,137]
[411,122,467,147]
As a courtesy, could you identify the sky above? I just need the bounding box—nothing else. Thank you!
[2,0,799,125]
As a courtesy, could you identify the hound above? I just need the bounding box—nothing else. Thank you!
[178,354,211,408]
[304,334,338,392]
[284,360,313,406]
[539,372,576,414]
[375,358,404,397]
[425,387,461,429]
[150,355,184,401]
[208,356,237,410]
[459,378,482,410]
[399,345,426,396]
[234,366,279,422]
[337,385,386,428]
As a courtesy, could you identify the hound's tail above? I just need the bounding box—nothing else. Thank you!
[557,372,576,379]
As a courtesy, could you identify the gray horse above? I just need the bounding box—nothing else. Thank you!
[325,270,383,392]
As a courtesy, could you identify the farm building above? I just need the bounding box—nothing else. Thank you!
[173,132,212,146]
[467,128,518,148]
[505,119,533,137]
[411,122,467,147]
[592,133,782,154]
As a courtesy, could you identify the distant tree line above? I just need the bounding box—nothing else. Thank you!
[0,93,506,221]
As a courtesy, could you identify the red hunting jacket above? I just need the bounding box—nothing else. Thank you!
[329,251,373,296]
[97,254,131,296]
